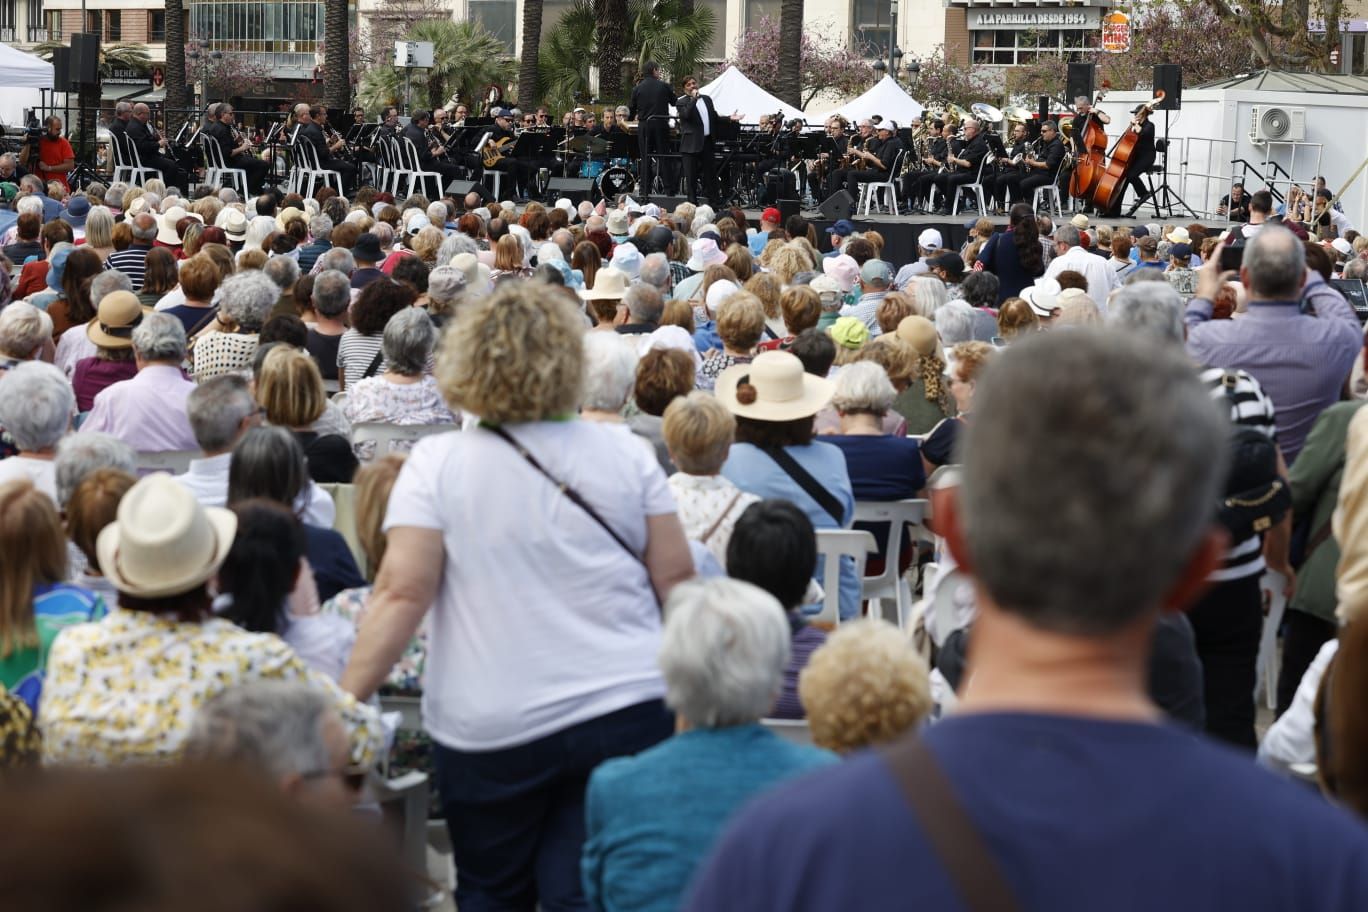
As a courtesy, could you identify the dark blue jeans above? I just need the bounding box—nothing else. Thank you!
[433,698,673,912]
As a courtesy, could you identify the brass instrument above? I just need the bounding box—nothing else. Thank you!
[971,102,1004,125]
[1003,105,1033,125]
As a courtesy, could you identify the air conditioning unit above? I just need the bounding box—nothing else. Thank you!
[1249,105,1306,143]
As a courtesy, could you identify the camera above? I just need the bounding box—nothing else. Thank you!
[23,110,41,142]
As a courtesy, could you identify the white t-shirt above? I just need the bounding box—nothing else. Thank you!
[385,420,677,751]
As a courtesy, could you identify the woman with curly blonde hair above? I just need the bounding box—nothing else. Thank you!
[892,315,955,435]
[744,272,783,339]
[768,243,811,286]
[341,280,694,912]
[798,618,932,753]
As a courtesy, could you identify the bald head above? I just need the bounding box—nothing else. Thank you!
[132,103,150,118]
[130,212,158,242]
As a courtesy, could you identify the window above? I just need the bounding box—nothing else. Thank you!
[84,9,98,33]
[150,10,166,41]
[745,0,781,31]
[853,0,890,58]
[107,9,121,41]
[470,0,515,52]
[0,0,15,42]
[971,28,1093,66]
[188,0,325,74]
[26,0,43,41]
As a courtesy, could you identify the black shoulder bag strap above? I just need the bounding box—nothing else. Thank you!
[881,736,1021,912]
[361,347,385,379]
[484,423,659,606]
[762,445,844,524]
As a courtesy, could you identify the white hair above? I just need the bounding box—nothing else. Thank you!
[132,312,188,362]
[54,432,136,507]
[831,360,896,414]
[15,195,43,216]
[934,300,977,345]
[186,681,335,782]
[659,578,791,727]
[581,332,638,412]
[426,201,448,226]
[219,270,280,330]
[0,302,52,359]
[1108,283,1185,345]
[0,361,74,451]
[908,276,949,317]
[243,215,277,252]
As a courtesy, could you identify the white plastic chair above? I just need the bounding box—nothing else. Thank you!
[1031,160,1067,217]
[198,132,248,198]
[853,498,931,628]
[950,156,990,216]
[761,718,814,747]
[351,422,457,459]
[1255,569,1289,710]
[290,140,344,198]
[812,528,875,627]
[135,449,198,474]
[114,132,162,186]
[397,137,444,199]
[472,132,504,199]
[858,150,905,216]
[375,694,446,895]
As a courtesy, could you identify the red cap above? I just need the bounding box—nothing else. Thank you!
[762,207,782,224]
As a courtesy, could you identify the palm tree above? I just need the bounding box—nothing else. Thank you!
[358,20,515,113]
[519,0,544,108]
[324,0,351,116]
[596,0,628,100]
[164,0,189,111]
[776,0,803,108]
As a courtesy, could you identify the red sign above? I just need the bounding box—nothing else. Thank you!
[151,66,164,88]
[1101,12,1131,54]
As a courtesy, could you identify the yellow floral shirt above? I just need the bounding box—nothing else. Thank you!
[38,611,383,768]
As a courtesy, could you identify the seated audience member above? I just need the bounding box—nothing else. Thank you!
[617,284,665,335]
[799,618,933,753]
[582,578,836,912]
[684,329,1368,912]
[305,269,350,382]
[891,315,954,435]
[218,499,355,681]
[186,680,362,809]
[726,499,825,719]
[161,253,220,338]
[921,340,994,478]
[663,392,761,569]
[716,351,857,619]
[629,344,697,472]
[341,308,454,459]
[823,362,925,500]
[136,247,180,310]
[227,427,363,602]
[193,271,279,382]
[64,467,136,608]
[256,346,357,484]
[579,332,643,430]
[71,291,146,413]
[0,361,75,501]
[337,277,417,390]
[698,292,765,391]
[53,432,136,513]
[757,286,822,353]
[80,313,196,452]
[0,479,107,711]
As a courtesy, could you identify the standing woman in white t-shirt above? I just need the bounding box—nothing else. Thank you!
[341,281,694,911]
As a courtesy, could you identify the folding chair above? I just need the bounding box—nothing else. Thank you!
[134,449,198,475]
[853,498,932,628]
[198,132,248,198]
[858,150,905,216]
[812,529,876,626]
[351,422,458,460]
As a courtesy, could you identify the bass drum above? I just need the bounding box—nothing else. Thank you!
[597,165,636,200]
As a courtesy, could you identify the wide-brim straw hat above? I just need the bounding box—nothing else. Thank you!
[715,350,834,422]
[97,474,237,599]
[86,290,146,349]
[578,266,631,301]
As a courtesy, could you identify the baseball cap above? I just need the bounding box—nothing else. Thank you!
[927,251,965,275]
[860,259,893,288]
[1169,242,1193,261]
[1331,237,1353,257]
[917,228,943,251]
[761,207,782,224]
[823,254,860,293]
[825,219,856,237]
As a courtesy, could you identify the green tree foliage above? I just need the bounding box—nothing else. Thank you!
[357,19,516,113]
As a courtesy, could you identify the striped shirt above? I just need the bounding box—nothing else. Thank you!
[336,329,387,388]
[104,243,154,291]
[1201,366,1278,581]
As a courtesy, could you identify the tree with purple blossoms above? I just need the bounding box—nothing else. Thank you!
[719,16,874,109]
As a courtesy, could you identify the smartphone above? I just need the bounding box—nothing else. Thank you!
[1219,242,1245,272]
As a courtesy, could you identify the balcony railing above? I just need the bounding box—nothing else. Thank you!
[26,26,46,41]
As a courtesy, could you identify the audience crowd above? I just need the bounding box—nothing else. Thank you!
[2,171,1368,909]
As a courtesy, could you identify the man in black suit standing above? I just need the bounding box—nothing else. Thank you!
[630,60,674,198]
[676,74,732,208]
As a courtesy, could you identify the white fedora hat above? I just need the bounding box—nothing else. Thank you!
[578,267,631,301]
[97,474,237,599]
[715,350,834,422]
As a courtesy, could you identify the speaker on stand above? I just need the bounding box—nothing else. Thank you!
[1133,64,1195,220]
[1065,63,1096,106]
[64,33,102,190]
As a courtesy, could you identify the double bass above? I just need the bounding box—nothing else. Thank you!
[1090,90,1166,213]
[1067,85,1110,200]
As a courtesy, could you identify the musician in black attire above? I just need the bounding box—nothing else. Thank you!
[676,75,731,208]
[294,103,357,193]
[484,108,530,198]
[204,103,270,193]
[824,119,877,197]
[404,110,464,186]
[1002,120,1065,206]
[129,102,188,189]
[630,60,676,197]
[107,101,133,147]
[753,116,792,204]
[901,121,944,212]
[1065,97,1110,214]
[846,121,902,199]
[990,121,1030,213]
[1116,106,1158,217]
[931,119,988,214]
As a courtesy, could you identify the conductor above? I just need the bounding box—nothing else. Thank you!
[630,60,674,198]
[676,75,735,208]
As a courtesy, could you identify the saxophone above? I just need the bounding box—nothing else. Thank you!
[900,129,929,177]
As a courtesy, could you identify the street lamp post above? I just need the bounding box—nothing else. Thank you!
[186,39,223,109]
[888,0,898,78]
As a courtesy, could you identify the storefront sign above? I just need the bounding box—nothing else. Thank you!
[105,68,148,86]
[969,8,1103,29]
[1101,11,1131,52]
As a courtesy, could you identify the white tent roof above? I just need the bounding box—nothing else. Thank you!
[820,75,924,129]
[697,66,805,125]
[0,44,53,90]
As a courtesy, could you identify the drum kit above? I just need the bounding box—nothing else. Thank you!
[564,133,637,198]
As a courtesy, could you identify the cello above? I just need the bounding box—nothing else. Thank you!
[1090,90,1166,214]
[1067,84,1110,200]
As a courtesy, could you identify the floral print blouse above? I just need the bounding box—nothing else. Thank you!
[324,586,428,696]
[38,611,383,767]
[341,374,457,460]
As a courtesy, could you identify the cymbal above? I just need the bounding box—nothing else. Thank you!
[564,135,610,154]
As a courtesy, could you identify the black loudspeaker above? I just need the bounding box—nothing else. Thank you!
[51,47,72,93]
[1153,64,1182,110]
[778,198,801,225]
[1066,62,1095,105]
[547,177,593,205]
[443,179,484,200]
[651,195,690,212]
[69,33,100,86]
[818,189,855,223]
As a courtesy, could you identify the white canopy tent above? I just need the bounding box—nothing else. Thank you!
[697,66,805,125]
[0,45,53,130]
[819,75,925,129]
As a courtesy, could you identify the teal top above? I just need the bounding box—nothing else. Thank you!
[582,723,836,912]
[0,583,106,713]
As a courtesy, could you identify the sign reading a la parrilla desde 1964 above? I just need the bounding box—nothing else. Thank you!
[970,8,1102,29]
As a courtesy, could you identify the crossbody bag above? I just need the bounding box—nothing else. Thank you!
[762,446,844,523]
